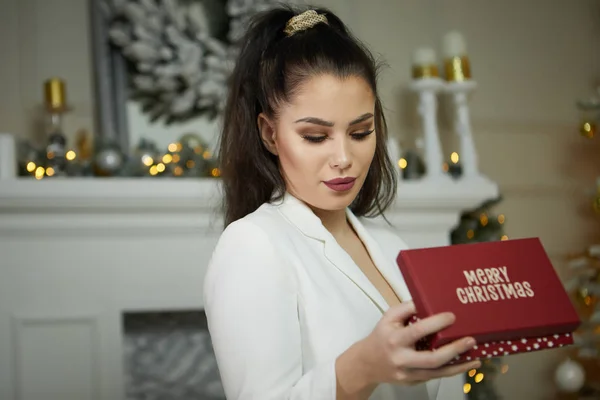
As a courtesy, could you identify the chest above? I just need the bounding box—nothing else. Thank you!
[338,234,402,308]
[280,231,401,363]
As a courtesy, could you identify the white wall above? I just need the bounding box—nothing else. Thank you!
[1,0,599,398]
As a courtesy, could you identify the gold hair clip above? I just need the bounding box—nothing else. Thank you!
[284,10,328,37]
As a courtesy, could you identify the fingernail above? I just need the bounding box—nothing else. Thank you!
[465,338,476,347]
[444,312,456,322]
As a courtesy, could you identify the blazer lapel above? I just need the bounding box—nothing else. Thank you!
[276,193,390,313]
[346,210,413,303]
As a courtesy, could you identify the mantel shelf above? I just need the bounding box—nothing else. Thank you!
[0,176,499,214]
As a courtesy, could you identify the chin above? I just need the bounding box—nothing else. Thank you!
[317,188,359,211]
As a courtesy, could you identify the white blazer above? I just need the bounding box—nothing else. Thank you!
[203,192,465,400]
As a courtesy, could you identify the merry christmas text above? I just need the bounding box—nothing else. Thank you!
[456,266,534,304]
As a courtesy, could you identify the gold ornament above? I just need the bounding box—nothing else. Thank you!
[284,10,328,37]
[412,65,439,79]
[580,121,596,139]
[444,56,472,81]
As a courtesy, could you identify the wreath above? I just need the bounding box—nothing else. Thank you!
[101,0,276,124]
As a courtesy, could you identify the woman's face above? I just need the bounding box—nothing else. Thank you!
[259,74,377,212]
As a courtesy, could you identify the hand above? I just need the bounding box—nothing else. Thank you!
[358,301,481,386]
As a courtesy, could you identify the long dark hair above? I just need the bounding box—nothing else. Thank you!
[218,3,397,227]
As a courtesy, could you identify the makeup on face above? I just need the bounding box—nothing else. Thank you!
[267,74,377,211]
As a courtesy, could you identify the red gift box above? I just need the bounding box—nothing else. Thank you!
[397,237,581,363]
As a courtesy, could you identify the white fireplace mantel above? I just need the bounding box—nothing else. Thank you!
[0,176,498,400]
[0,177,498,241]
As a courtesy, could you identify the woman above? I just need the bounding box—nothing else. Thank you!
[203,5,480,399]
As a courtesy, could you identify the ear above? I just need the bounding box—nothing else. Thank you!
[258,113,278,156]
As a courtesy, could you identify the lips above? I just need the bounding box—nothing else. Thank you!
[323,177,356,192]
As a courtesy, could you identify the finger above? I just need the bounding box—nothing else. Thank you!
[401,312,456,344]
[407,336,477,368]
[407,360,481,382]
[382,301,416,325]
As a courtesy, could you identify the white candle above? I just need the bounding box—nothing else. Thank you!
[412,47,437,66]
[442,31,467,58]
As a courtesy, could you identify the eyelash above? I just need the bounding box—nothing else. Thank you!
[302,129,375,143]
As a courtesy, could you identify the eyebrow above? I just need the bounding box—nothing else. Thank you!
[294,113,374,127]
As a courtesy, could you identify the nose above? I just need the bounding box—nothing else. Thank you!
[329,137,352,170]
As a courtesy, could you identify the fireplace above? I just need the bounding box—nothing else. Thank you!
[123,310,224,400]
[0,177,497,399]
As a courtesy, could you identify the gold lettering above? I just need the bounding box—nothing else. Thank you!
[476,269,487,284]
[481,285,491,301]
[484,269,496,284]
[487,284,499,300]
[456,288,468,304]
[494,283,506,299]
[463,270,479,286]
[457,266,534,303]
[502,283,518,299]
[490,268,501,283]
[464,286,477,303]
[514,282,527,297]
[473,286,487,302]
[523,281,534,297]
[498,266,509,282]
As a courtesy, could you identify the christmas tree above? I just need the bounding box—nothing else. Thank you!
[551,99,600,398]
[450,195,509,399]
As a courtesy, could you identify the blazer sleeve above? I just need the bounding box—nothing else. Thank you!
[203,219,337,400]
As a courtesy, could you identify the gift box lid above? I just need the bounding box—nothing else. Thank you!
[396,237,581,348]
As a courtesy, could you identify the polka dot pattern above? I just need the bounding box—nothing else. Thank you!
[407,315,574,364]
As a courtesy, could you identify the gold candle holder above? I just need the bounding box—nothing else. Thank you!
[44,78,69,112]
[411,48,440,79]
[442,31,472,82]
[412,64,440,79]
[444,55,472,82]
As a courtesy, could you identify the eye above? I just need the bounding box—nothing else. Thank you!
[351,129,375,140]
[302,135,327,143]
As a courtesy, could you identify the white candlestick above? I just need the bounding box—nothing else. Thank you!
[408,79,448,181]
[0,133,17,180]
[444,81,479,178]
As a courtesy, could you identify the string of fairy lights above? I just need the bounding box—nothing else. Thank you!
[21,138,221,180]
[463,363,510,394]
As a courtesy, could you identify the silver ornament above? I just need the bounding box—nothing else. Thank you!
[555,358,585,393]
[94,141,124,175]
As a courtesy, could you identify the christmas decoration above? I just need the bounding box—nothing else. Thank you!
[577,95,600,139]
[552,90,600,397]
[398,150,426,180]
[450,195,508,399]
[554,358,586,393]
[101,0,278,124]
[443,151,462,179]
[94,139,126,176]
[41,78,72,177]
[16,133,220,180]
